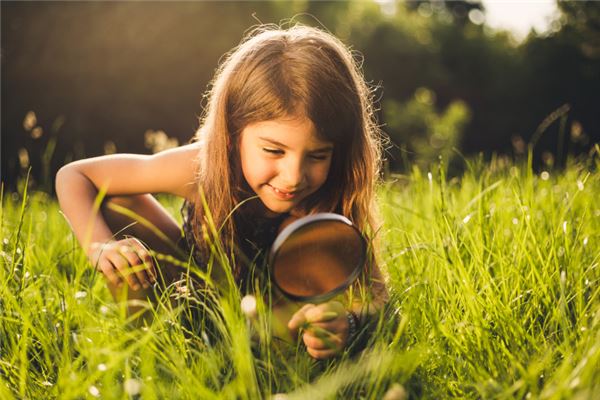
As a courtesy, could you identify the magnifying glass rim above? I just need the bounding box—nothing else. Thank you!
[269,212,367,303]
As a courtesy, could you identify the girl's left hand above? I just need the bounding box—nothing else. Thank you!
[287,301,349,359]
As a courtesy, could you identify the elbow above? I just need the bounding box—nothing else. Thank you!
[55,163,77,199]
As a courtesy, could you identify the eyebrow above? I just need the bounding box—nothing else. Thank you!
[258,137,334,153]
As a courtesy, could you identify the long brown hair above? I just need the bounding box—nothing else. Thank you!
[188,24,383,281]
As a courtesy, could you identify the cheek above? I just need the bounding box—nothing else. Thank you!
[311,162,332,187]
[242,155,276,184]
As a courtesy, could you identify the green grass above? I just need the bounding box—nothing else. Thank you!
[1,154,599,399]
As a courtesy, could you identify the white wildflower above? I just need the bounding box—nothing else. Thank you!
[462,214,472,224]
[88,385,100,397]
[75,291,87,299]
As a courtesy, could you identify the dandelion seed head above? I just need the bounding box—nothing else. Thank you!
[88,385,100,397]
[16,248,22,254]
[18,148,30,169]
[97,363,107,371]
[540,171,550,181]
[99,305,109,314]
[23,111,37,131]
[31,126,43,139]
[241,295,257,318]
[512,218,519,225]
[124,378,142,396]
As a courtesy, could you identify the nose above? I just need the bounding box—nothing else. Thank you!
[280,157,306,189]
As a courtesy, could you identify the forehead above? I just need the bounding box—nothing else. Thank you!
[241,117,333,148]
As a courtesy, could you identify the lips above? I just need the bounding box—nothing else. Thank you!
[267,184,300,200]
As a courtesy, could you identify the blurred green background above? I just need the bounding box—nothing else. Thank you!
[2,1,599,191]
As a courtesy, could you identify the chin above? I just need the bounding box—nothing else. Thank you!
[263,202,294,215]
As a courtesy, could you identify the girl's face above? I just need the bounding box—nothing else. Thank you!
[239,116,333,216]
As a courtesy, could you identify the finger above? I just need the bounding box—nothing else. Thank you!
[119,245,151,288]
[303,331,342,351]
[98,259,121,287]
[127,239,157,282]
[306,346,337,360]
[109,253,142,290]
[305,308,340,324]
[287,303,316,331]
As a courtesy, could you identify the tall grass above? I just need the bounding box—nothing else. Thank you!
[1,154,598,399]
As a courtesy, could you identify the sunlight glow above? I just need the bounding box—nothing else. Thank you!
[482,0,559,40]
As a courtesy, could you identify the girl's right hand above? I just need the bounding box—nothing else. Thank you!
[88,237,156,291]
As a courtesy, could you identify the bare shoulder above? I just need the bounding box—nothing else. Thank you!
[60,142,201,200]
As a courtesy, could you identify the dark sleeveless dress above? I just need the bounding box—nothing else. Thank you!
[179,200,287,291]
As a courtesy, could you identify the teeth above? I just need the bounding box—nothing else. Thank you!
[270,185,294,196]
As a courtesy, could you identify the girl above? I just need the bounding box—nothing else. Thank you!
[55,24,388,360]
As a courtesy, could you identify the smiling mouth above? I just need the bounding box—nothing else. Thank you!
[267,184,301,200]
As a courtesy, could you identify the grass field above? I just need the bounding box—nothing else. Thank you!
[1,154,599,399]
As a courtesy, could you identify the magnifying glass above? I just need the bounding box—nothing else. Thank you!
[268,213,367,303]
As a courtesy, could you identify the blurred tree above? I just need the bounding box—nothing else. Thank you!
[2,0,599,189]
[385,87,471,170]
[558,0,600,59]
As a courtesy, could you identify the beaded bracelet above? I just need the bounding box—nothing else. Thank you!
[346,310,360,344]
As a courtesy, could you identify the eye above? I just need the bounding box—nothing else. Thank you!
[262,148,284,155]
[309,154,328,161]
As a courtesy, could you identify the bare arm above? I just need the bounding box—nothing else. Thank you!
[55,143,200,256]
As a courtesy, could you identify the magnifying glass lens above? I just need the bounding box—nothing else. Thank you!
[272,219,364,299]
